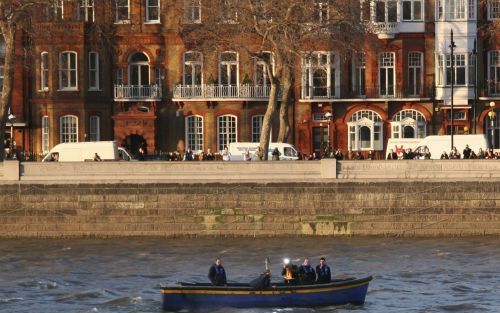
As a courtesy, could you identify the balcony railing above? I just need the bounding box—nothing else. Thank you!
[114,85,162,101]
[372,22,399,38]
[173,84,274,99]
[301,86,337,99]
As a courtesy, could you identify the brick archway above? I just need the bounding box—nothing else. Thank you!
[113,106,156,155]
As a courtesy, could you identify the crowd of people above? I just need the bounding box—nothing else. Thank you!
[208,256,332,288]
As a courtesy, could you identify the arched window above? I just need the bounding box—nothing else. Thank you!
[252,115,264,142]
[217,115,237,151]
[185,115,204,152]
[391,109,426,139]
[60,115,78,143]
[348,110,383,151]
[129,52,150,86]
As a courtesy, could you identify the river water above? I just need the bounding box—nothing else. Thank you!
[0,237,499,313]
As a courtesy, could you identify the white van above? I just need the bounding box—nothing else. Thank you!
[228,142,299,161]
[413,135,488,159]
[41,141,135,162]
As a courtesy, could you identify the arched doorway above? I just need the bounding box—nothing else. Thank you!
[124,134,147,156]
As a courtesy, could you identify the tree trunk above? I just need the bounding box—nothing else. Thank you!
[277,66,292,143]
[0,24,16,160]
[259,83,279,160]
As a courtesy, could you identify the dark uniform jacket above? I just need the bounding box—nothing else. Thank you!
[316,264,331,284]
[208,264,227,286]
[297,264,316,285]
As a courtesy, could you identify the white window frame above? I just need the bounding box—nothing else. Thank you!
[488,0,500,19]
[79,0,94,22]
[185,115,204,153]
[373,0,399,23]
[408,52,423,97]
[402,0,423,21]
[252,115,264,143]
[128,52,150,86]
[116,68,123,85]
[302,51,339,99]
[42,116,50,153]
[488,51,500,95]
[88,52,100,90]
[55,0,64,20]
[0,66,4,97]
[217,114,237,152]
[146,0,161,23]
[89,115,100,141]
[378,52,396,97]
[254,52,275,88]
[313,0,330,24]
[221,0,238,23]
[219,51,239,86]
[115,0,130,23]
[59,51,78,91]
[184,0,201,24]
[183,51,203,86]
[437,0,467,20]
[445,54,467,86]
[60,115,78,143]
[390,109,426,139]
[352,52,366,96]
[348,110,384,151]
[41,52,49,91]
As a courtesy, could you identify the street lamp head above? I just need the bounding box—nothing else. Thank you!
[489,110,496,119]
[490,101,495,108]
[324,112,332,120]
[8,113,16,122]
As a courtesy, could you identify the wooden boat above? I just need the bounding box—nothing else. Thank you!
[161,276,372,310]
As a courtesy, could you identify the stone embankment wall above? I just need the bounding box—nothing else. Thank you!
[0,181,499,238]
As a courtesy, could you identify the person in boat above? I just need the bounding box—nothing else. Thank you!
[249,269,271,290]
[281,258,298,285]
[297,257,316,285]
[208,258,227,286]
[316,257,331,284]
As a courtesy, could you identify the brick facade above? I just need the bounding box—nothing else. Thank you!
[3,0,500,158]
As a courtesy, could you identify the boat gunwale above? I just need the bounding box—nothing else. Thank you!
[161,276,372,293]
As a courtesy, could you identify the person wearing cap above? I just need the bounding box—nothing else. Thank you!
[208,258,227,286]
[297,257,316,285]
[315,257,331,284]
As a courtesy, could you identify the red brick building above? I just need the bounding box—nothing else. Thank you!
[3,0,500,159]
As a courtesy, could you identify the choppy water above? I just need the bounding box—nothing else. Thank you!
[0,237,499,313]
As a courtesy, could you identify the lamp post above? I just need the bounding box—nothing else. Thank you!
[449,29,456,150]
[489,101,496,149]
[8,113,16,158]
[472,39,478,134]
[325,111,332,151]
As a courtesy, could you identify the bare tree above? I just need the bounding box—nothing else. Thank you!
[175,0,368,158]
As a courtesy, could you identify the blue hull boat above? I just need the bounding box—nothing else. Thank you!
[161,276,372,310]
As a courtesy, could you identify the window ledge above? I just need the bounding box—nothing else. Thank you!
[38,88,49,92]
[57,88,79,92]
[144,21,161,24]
[114,20,131,25]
